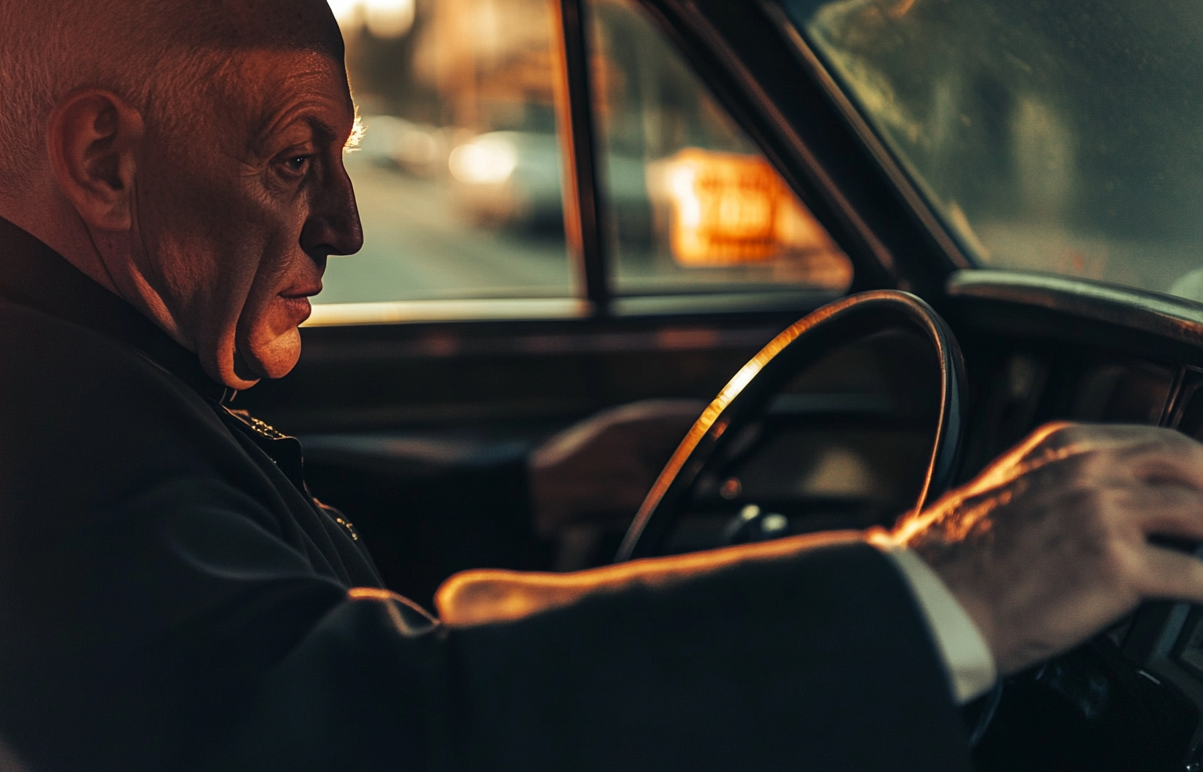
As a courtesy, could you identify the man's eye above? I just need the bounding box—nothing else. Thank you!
[280,156,311,176]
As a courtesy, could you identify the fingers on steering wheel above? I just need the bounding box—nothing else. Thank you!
[1124,482,1203,537]
[1135,544,1203,603]
[1123,432,1203,491]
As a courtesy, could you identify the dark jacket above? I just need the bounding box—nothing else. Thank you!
[0,217,970,771]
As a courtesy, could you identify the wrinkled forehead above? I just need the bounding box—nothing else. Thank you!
[221,48,358,149]
[144,1,355,150]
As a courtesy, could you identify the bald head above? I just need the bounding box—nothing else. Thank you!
[0,0,344,191]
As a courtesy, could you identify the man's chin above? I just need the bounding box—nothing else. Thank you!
[234,327,303,383]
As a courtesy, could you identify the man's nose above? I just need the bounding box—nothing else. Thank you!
[301,163,364,259]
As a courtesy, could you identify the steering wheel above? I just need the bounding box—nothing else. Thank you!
[616,289,967,562]
[611,289,1012,742]
[613,289,1200,761]
[611,288,1000,738]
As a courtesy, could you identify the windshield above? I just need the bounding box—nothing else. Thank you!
[780,0,1203,301]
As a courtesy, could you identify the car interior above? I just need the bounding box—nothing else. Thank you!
[234,0,1203,767]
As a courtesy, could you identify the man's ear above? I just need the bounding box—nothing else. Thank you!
[46,89,144,231]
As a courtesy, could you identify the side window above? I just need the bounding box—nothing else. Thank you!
[588,0,852,295]
[319,0,575,310]
[320,0,852,319]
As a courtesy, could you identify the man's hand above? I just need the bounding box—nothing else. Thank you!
[529,399,704,537]
[893,422,1203,674]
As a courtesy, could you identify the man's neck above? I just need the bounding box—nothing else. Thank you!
[0,192,123,297]
[0,195,195,357]
[0,214,229,404]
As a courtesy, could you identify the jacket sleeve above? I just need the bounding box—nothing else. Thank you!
[204,537,972,772]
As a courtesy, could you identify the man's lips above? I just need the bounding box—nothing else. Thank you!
[278,286,320,322]
[280,284,322,299]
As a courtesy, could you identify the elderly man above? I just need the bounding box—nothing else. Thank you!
[3,0,1203,770]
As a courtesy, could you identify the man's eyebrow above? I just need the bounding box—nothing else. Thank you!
[306,118,340,145]
[297,111,363,151]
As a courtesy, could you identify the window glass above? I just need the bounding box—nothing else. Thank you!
[588,0,853,295]
[319,0,574,306]
[784,0,1203,301]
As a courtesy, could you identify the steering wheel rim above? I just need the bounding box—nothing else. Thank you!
[616,289,968,562]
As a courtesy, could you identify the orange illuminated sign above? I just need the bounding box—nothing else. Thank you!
[657,149,786,266]
[643,147,852,289]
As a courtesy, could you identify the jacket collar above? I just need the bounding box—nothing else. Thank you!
[0,216,231,404]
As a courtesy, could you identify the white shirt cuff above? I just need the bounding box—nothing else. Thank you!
[867,535,997,704]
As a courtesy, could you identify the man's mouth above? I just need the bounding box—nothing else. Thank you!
[280,284,322,299]
[278,286,321,321]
